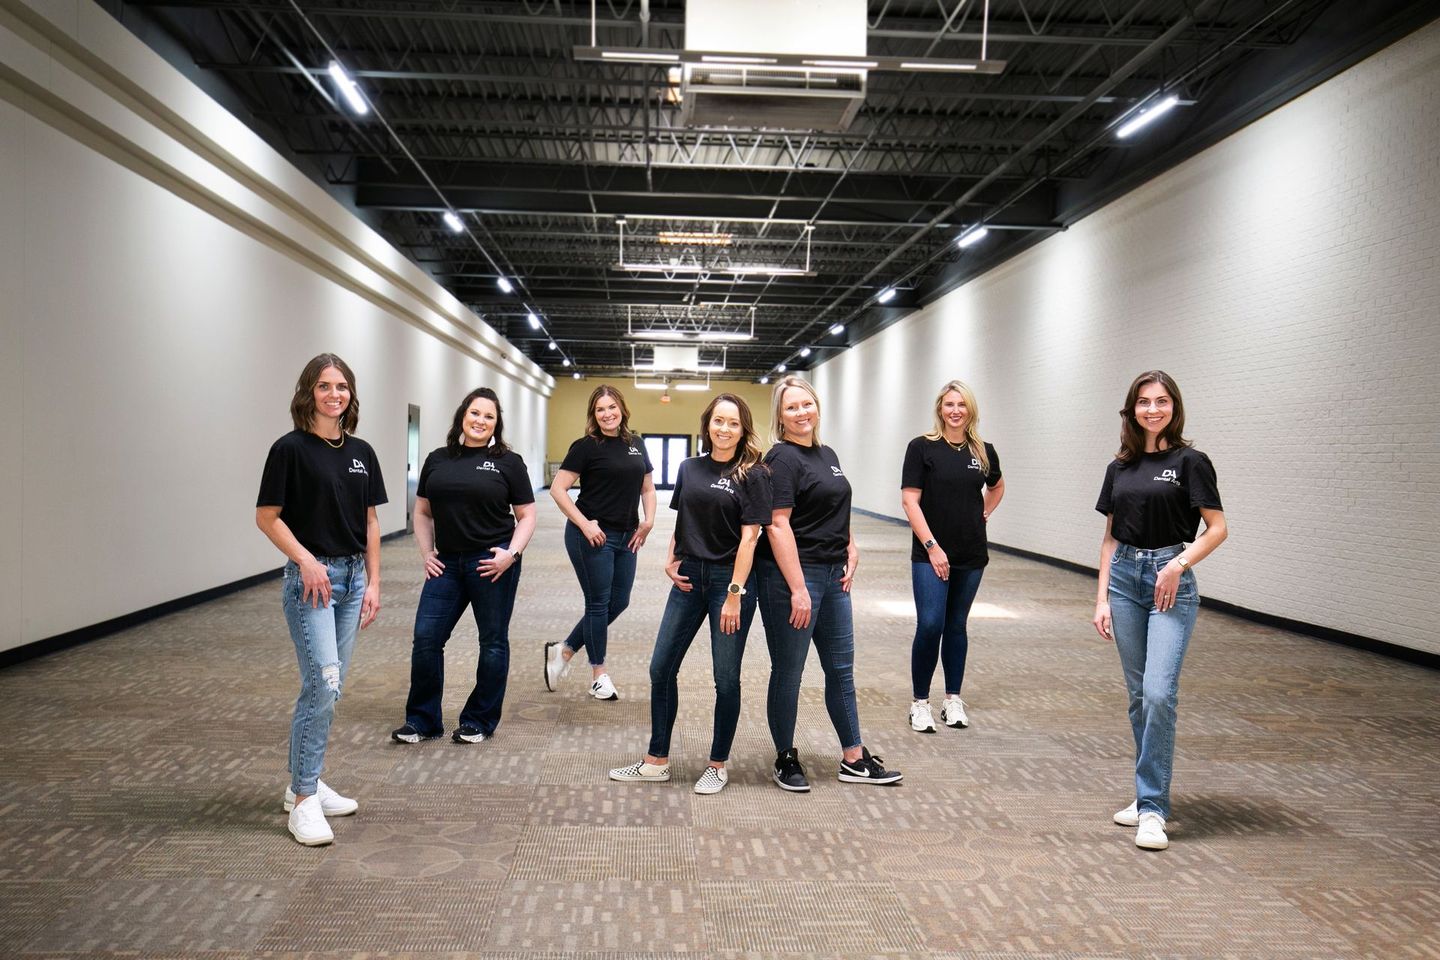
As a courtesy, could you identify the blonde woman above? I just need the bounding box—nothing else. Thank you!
[755,376,901,791]
[900,380,1004,733]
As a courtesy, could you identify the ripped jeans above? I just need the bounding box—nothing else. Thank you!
[282,554,365,796]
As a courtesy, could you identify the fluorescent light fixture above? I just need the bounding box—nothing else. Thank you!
[759,376,770,385]
[547,340,557,350]
[876,286,897,304]
[957,226,990,248]
[803,59,878,68]
[701,55,777,64]
[527,311,540,329]
[615,262,814,277]
[497,276,514,293]
[777,363,787,373]
[829,323,845,335]
[799,347,811,358]
[628,330,691,341]
[442,211,464,233]
[635,382,669,390]
[900,61,977,71]
[657,231,733,246]
[675,383,709,392]
[601,50,680,63]
[696,332,755,342]
[326,62,368,114]
[562,358,572,367]
[1117,94,1180,139]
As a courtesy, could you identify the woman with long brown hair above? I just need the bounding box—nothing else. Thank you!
[1092,370,1227,851]
[609,394,771,795]
[256,353,386,846]
[547,384,657,700]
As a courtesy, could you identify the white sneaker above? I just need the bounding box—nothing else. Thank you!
[287,794,334,846]
[909,700,937,733]
[544,642,571,691]
[1135,811,1169,850]
[284,779,358,817]
[589,673,619,700]
[941,696,969,728]
[609,760,671,782]
[694,766,729,795]
[1113,801,1139,827]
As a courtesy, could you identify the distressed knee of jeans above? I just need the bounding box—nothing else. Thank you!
[322,662,342,696]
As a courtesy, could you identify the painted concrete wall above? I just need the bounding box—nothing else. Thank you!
[811,21,1440,654]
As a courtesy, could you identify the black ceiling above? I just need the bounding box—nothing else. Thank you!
[108,0,1437,380]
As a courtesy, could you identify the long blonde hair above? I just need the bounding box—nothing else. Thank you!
[924,379,990,474]
[770,376,822,447]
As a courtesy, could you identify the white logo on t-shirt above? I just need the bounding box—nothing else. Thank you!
[968,457,982,471]
[1154,468,1180,486]
[830,465,845,477]
[627,446,643,456]
[477,461,500,473]
[348,458,368,475]
[710,477,735,495]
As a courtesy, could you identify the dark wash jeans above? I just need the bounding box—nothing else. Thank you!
[910,563,985,699]
[647,559,757,762]
[562,520,637,667]
[755,556,863,755]
[404,547,520,737]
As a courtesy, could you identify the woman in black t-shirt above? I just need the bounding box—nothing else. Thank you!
[546,385,657,701]
[900,380,1005,734]
[391,387,537,747]
[256,353,387,847]
[756,376,902,792]
[1092,370,1228,852]
[609,394,771,795]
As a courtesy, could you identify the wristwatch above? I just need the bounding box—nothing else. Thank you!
[727,582,746,596]
[923,538,937,551]
[1174,556,1189,569]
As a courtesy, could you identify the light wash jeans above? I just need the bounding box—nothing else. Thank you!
[756,556,862,754]
[1107,542,1199,820]
[647,559,757,762]
[282,554,365,797]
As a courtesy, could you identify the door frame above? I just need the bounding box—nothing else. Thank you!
[642,432,692,490]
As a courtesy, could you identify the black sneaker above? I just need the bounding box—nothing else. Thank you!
[773,748,810,792]
[838,747,903,785]
[391,723,441,744]
[452,725,487,744]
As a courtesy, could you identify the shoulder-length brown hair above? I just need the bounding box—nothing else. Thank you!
[1116,369,1192,463]
[584,384,635,444]
[446,387,510,457]
[699,393,764,482]
[289,353,359,434]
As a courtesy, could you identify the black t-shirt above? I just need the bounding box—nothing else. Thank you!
[416,446,535,553]
[257,430,388,556]
[671,455,773,563]
[1096,447,1222,548]
[901,438,1002,567]
[560,434,653,531]
[756,442,852,566]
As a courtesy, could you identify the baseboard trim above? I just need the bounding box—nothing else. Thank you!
[0,529,411,670]
[851,507,1438,670]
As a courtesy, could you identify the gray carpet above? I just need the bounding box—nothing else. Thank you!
[0,501,1436,958]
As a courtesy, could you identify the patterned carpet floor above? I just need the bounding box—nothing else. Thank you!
[0,501,1437,959]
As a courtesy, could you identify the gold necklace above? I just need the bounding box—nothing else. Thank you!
[320,433,345,449]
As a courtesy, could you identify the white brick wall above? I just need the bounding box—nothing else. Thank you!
[814,20,1440,655]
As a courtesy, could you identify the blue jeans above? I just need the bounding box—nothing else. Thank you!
[647,560,757,762]
[404,548,521,737]
[282,554,365,796]
[911,563,984,699]
[1108,543,1200,820]
[562,521,637,667]
[756,556,862,754]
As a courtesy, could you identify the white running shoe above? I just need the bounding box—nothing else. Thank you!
[589,673,619,700]
[909,700,937,733]
[1113,801,1140,827]
[941,696,970,728]
[287,794,334,846]
[608,760,671,782]
[544,642,571,691]
[694,766,729,795]
[284,779,358,816]
[1135,811,1169,850]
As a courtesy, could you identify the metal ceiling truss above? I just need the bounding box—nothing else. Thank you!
[109,0,1440,377]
